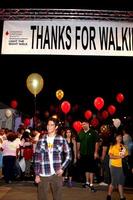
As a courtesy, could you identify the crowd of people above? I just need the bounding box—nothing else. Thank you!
[0,117,133,200]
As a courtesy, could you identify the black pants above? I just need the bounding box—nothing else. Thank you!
[3,156,16,183]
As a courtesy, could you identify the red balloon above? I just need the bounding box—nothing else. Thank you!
[90,117,99,128]
[10,100,18,109]
[84,110,92,120]
[107,105,116,115]
[73,121,82,132]
[102,110,109,120]
[61,101,71,114]
[116,93,124,103]
[24,118,30,127]
[94,97,104,111]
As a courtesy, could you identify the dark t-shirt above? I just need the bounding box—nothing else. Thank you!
[77,128,100,156]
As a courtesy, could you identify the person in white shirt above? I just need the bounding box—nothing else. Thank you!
[1,131,19,183]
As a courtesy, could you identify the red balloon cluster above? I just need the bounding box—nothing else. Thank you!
[61,101,71,114]
[94,97,104,111]
[10,100,18,109]
[73,121,82,132]
[116,93,124,103]
[108,105,116,115]
[84,110,92,120]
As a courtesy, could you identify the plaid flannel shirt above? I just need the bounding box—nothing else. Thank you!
[34,134,71,176]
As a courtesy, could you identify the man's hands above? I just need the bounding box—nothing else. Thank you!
[35,175,41,184]
[56,169,64,176]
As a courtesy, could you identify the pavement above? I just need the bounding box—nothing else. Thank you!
[0,179,133,200]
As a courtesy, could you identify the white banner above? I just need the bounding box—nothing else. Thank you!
[1,20,133,56]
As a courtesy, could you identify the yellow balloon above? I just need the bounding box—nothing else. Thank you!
[26,73,44,97]
[56,89,64,100]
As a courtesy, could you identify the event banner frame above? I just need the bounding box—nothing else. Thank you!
[1,9,133,56]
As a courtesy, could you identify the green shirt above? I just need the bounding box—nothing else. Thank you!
[77,129,99,156]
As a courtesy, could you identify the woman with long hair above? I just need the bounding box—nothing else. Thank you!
[62,128,77,187]
[106,132,128,200]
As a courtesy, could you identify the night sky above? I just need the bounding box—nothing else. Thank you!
[0,1,132,11]
[0,54,132,118]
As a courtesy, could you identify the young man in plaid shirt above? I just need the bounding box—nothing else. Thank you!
[34,117,71,200]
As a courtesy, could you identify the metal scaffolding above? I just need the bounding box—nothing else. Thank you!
[0,8,133,21]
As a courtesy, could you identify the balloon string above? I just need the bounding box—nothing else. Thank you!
[34,96,37,130]
[34,97,37,113]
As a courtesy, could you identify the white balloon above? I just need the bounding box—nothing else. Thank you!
[112,118,121,128]
[5,109,12,118]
